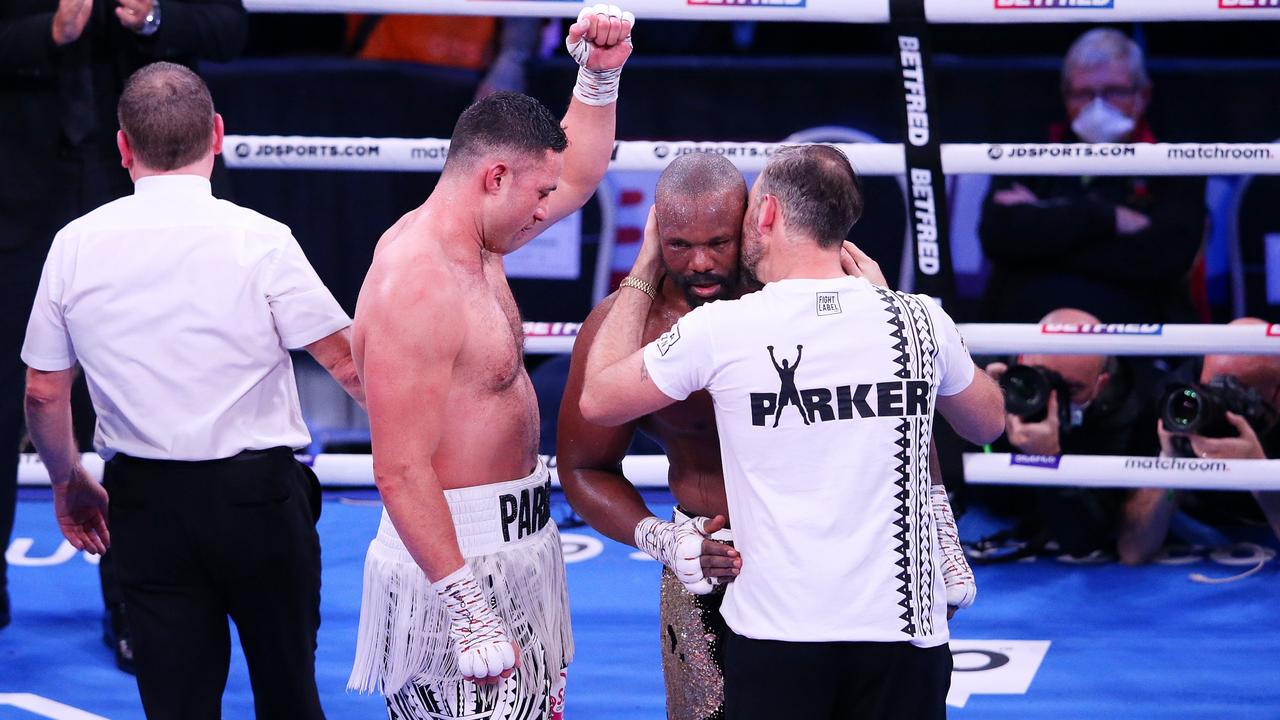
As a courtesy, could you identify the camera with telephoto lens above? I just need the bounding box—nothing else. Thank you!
[999,364,1073,428]
[1160,374,1279,443]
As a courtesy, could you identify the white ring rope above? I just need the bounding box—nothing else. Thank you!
[223,136,1280,176]
[17,451,1280,491]
[522,322,1280,357]
[963,453,1280,492]
[241,0,1280,24]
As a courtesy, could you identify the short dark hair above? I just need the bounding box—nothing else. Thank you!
[444,92,568,174]
[117,62,216,171]
[757,145,863,248]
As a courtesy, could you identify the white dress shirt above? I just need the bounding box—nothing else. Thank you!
[22,174,351,461]
[643,276,975,647]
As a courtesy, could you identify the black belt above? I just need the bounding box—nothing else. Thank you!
[108,446,295,469]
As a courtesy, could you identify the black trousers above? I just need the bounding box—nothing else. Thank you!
[724,632,952,720]
[105,448,325,720]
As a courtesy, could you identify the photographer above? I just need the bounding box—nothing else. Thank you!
[975,309,1159,561]
[1118,318,1280,565]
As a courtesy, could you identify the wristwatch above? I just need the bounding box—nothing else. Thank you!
[138,1,161,37]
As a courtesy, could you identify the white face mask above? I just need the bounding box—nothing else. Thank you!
[1071,97,1135,144]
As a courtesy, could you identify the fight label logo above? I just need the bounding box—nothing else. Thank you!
[750,345,932,427]
[816,292,842,316]
[656,324,681,356]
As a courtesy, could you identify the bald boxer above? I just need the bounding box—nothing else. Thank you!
[559,153,977,720]
[346,7,634,720]
[1120,317,1280,564]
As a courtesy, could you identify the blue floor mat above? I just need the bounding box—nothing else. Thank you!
[2,492,1278,719]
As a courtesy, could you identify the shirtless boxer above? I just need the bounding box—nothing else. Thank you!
[558,153,976,720]
[346,6,635,719]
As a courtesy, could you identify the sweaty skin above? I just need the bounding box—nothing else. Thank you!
[355,211,541,492]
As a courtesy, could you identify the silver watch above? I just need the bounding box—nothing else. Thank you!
[138,1,161,37]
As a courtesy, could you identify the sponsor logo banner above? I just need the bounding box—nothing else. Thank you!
[1123,457,1228,472]
[239,142,381,159]
[1166,143,1276,160]
[1041,323,1163,335]
[1268,324,1280,337]
[987,144,1135,160]
[1010,454,1061,469]
[994,0,1113,7]
[688,0,807,6]
[649,142,776,160]
[1219,0,1280,8]
[522,322,582,338]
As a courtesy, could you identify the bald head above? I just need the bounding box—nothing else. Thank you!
[1202,318,1280,405]
[653,153,747,307]
[654,153,748,229]
[1024,308,1109,405]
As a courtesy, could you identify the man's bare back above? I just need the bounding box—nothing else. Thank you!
[354,207,539,490]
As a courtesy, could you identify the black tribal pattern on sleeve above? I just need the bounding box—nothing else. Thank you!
[875,287,941,638]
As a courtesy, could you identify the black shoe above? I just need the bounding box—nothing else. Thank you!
[102,605,136,675]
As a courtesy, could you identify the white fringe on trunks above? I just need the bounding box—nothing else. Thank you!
[348,459,573,698]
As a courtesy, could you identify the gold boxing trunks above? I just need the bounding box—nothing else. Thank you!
[659,507,733,720]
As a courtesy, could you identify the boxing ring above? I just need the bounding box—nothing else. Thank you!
[9,5,1280,720]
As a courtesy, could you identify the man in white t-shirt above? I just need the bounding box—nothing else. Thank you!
[580,145,1004,719]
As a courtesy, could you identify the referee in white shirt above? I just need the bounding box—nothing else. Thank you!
[21,62,362,719]
[581,145,1005,719]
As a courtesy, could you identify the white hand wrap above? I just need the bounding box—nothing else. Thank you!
[432,565,516,680]
[635,515,714,595]
[566,4,635,106]
[932,485,976,609]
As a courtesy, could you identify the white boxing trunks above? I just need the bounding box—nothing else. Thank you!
[349,459,572,720]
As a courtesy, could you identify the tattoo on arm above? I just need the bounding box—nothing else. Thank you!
[640,360,649,383]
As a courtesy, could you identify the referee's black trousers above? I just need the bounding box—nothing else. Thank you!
[724,632,952,720]
[105,448,325,720]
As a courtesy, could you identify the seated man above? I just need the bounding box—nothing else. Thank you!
[975,308,1159,561]
[1118,317,1280,565]
[978,28,1205,325]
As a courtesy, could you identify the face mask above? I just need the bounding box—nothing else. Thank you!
[1071,98,1135,144]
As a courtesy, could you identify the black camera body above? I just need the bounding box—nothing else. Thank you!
[999,364,1073,429]
[1160,374,1279,441]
